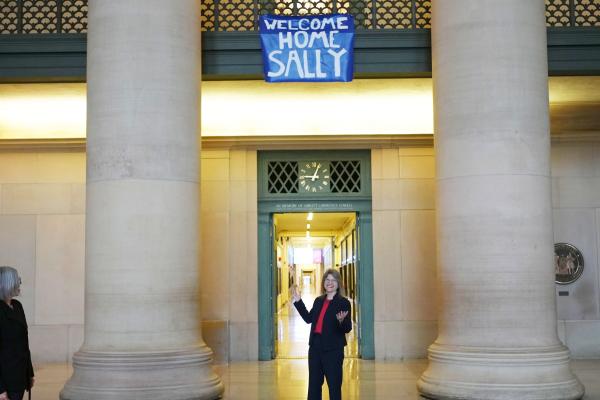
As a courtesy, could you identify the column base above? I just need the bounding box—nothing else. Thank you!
[417,343,584,400]
[60,345,224,400]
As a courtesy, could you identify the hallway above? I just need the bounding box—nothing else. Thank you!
[29,359,600,399]
[276,284,316,358]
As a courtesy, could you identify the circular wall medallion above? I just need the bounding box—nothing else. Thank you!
[554,243,584,285]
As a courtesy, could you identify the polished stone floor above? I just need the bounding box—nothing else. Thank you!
[27,358,600,399]
[30,288,600,399]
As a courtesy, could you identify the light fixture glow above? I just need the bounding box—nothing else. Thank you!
[306,231,310,238]
[0,83,86,139]
[201,79,434,136]
[307,212,314,221]
[307,223,311,229]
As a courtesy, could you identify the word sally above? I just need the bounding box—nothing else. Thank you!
[259,14,355,82]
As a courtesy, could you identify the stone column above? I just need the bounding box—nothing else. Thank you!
[60,1,223,399]
[417,1,584,399]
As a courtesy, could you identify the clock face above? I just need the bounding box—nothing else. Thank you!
[299,161,330,193]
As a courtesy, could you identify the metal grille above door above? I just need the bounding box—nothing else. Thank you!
[261,151,370,199]
[331,160,361,193]
[267,160,362,194]
[267,161,298,194]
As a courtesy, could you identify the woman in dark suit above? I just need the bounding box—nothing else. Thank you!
[292,268,351,400]
[0,266,34,400]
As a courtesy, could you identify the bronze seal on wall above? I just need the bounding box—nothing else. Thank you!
[554,243,584,285]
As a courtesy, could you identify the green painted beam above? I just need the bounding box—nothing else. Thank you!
[1,28,599,82]
[357,211,374,359]
[258,212,274,361]
[0,34,86,82]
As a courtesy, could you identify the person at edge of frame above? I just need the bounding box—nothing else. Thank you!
[292,268,352,400]
[0,266,34,400]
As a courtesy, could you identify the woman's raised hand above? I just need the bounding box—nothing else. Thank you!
[291,285,301,303]
[336,310,348,323]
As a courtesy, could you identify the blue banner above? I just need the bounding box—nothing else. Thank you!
[259,14,355,83]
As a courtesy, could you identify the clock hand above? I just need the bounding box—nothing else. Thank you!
[300,175,319,179]
[311,165,320,181]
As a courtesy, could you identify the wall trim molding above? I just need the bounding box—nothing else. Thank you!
[2,133,599,151]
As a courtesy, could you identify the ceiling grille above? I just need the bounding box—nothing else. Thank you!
[331,160,361,193]
[268,161,299,194]
[1,0,598,35]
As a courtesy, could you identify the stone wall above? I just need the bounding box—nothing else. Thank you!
[199,149,258,362]
[371,147,437,359]
[0,143,598,362]
[0,149,85,363]
[552,142,600,358]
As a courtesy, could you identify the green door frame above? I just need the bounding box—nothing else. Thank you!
[257,150,374,360]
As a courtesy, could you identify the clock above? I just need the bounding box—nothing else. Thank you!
[299,161,330,193]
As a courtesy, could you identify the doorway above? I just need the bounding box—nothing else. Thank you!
[257,150,374,361]
[273,212,360,359]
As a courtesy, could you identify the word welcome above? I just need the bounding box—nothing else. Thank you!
[259,14,355,82]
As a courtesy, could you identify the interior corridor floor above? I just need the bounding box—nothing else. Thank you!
[28,359,600,399]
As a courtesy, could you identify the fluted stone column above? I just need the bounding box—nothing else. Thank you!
[417,1,584,399]
[60,1,223,399]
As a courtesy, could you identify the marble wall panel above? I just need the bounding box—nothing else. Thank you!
[200,211,230,320]
[377,320,438,359]
[372,180,401,211]
[202,319,229,363]
[36,152,86,183]
[1,183,72,214]
[0,153,39,183]
[35,215,85,325]
[554,208,600,320]
[401,210,437,321]
[0,152,85,184]
[67,324,84,361]
[229,150,248,181]
[397,320,438,359]
[230,321,258,361]
[372,210,403,322]
[70,183,86,214]
[398,180,435,210]
[229,210,250,321]
[553,177,600,208]
[371,149,384,180]
[400,156,435,179]
[201,181,231,212]
[201,158,230,181]
[0,215,37,317]
[564,320,600,358]
[551,144,599,178]
[29,325,69,363]
[381,149,400,179]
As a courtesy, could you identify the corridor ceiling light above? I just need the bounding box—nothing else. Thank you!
[307,212,314,221]
[307,223,311,229]
[306,231,310,238]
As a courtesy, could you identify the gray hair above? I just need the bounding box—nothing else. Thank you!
[0,266,21,300]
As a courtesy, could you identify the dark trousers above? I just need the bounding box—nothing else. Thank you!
[307,334,344,400]
[7,391,24,400]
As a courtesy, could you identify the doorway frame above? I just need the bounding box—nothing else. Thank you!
[257,150,374,360]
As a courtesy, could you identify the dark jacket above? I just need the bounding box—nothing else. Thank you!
[0,299,34,393]
[294,293,352,351]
